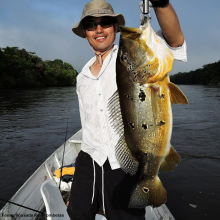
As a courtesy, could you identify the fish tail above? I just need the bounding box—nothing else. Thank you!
[129,176,167,208]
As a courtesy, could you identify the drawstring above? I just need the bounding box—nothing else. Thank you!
[101,166,105,214]
[91,44,114,67]
[91,159,106,215]
[91,159,96,204]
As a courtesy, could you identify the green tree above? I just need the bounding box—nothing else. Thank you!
[0,46,78,89]
[170,60,220,85]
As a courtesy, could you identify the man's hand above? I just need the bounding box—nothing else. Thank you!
[149,0,169,8]
[140,0,184,47]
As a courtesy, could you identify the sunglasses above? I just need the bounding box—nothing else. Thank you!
[83,18,114,31]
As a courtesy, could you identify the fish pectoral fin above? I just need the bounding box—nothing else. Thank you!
[129,176,167,208]
[115,136,139,175]
[168,82,189,104]
[161,146,181,172]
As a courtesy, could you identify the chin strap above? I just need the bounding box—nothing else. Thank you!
[91,43,114,67]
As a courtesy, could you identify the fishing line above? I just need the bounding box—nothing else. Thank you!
[0,198,45,214]
[59,117,69,190]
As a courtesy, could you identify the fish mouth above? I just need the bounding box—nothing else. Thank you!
[119,26,141,39]
[119,26,141,33]
[119,16,149,37]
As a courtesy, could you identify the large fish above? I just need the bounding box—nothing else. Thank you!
[109,17,188,208]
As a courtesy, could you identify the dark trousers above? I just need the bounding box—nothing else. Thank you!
[67,151,145,220]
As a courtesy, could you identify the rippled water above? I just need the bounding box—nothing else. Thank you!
[0,85,219,220]
[162,85,220,220]
[0,87,81,206]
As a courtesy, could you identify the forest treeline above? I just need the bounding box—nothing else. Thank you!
[170,60,220,85]
[1,46,219,88]
[0,46,78,89]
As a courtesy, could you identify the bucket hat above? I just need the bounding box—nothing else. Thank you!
[72,0,125,38]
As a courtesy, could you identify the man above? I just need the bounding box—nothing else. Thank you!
[67,0,187,219]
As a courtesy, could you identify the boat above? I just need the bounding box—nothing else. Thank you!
[0,129,175,220]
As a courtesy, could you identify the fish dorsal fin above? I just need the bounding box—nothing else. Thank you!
[108,90,139,175]
[168,82,188,104]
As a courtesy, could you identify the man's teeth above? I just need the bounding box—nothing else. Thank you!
[96,37,105,40]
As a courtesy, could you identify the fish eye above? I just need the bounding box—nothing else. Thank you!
[121,54,128,61]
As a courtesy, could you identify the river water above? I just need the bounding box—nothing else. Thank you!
[0,85,219,220]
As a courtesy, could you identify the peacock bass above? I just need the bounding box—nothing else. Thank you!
[108,17,188,208]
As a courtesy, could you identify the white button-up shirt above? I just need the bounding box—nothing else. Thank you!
[76,33,187,170]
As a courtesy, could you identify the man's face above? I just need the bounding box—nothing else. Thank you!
[83,16,118,53]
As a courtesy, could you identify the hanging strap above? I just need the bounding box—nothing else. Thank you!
[91,44,114,67]
[101,165,105,214]
[91,159,96,204]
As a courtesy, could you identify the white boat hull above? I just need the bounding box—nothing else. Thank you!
[0,130,175,220]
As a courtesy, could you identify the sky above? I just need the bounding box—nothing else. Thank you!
[0,0,219,75]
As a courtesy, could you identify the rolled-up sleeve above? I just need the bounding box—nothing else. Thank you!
[156,30,187,62]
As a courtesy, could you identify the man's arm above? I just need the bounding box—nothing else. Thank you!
[153,2,184,47]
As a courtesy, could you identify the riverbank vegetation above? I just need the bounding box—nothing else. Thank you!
[0,47,78,89]
[170,60,220,85]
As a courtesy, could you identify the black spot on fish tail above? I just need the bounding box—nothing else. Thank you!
[142,187,149,193]
[139,89,146,102]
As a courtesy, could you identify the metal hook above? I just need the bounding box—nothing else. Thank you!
[139,0,152,24]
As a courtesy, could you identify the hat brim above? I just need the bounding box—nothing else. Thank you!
[72,14,125,38]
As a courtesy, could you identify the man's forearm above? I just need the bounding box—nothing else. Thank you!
[153,3,184,47]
